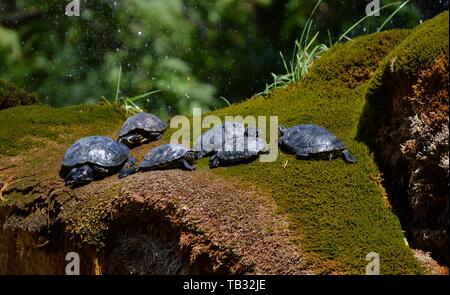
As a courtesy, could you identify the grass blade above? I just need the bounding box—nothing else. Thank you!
[378,0,410,31]
[114,65,122,101]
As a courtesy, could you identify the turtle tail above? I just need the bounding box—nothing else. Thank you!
[341,150,357,164]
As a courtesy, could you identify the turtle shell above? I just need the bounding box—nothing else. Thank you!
[63,136,130,168]
[219,136,268,156]
[118,112,167,137]
[140,144,189,168]
[278,124,345,156]
[194,122,247,154]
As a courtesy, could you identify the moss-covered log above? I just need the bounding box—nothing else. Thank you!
[1,12,448,274]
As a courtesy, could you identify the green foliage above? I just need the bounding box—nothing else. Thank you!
[0,0,440,116]
[0,79,37,110]
[101,65,161,115]
[0,104,124,156]
[259,0,413,95]
[185,30,422,273]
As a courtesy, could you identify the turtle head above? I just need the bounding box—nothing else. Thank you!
[278,125,288,136]
[65,165,94,186]
[118,133,145,148]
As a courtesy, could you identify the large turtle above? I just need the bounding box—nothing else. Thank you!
[119,144,197,178]
[60,136,135,186]
[278,124,356,163]
[194,122,259,159]
[118,112,167,148]
[209,135,269,168]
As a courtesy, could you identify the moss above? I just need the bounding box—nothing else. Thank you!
[360,11,449,148]
[61,185,122,247]
[164,28,423,274]
[0,80,38,110]
[0,104,125,156]
[2,18,443,273]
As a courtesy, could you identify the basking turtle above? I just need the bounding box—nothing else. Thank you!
[118,112,167,147]
[60,136,135,186]
[194,122,259,159]
[119,144,197,178]
[209,135,269,168]
[278,124,356,163]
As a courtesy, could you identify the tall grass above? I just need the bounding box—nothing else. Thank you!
[258,0,410,96]
[101,65,161,115]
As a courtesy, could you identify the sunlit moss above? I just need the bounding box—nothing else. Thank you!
[0,104,125,156]
[360,11,449,148]
[166,29,424,274]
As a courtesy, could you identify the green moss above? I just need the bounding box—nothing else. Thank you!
[0,80,38,110]
[170,28,423,274]
[2,15,444,273]
[360,11,449,147]
[0,104,125,156]
[62,185,122,247]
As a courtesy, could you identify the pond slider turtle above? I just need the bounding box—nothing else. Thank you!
[278,124,356,163]
[118,112,167,148]
[194,122,259,159]
[119,143,197,178]
[209,135,269,168]
[61,136,135,186]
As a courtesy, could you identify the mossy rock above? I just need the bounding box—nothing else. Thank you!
[358,11,449,264]
[360,11,449,147]
[0,104,125,156]
[0,80,38,111]
[189,28,422,274]
[3,14,448,273]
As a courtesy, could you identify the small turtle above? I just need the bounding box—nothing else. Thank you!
[209,135,269,168]
[119,144,197,178]
[60,136,135,186]
[194,122,259,159]
[118,112,167,147]
[278,124,356,163]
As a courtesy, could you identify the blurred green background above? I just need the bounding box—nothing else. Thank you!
[0,0,448,118]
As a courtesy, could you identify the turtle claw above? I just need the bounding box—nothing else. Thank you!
[342,150,357,164]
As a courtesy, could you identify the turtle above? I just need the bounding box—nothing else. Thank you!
[209,135,269,168]
[118,112,167,148]
[194,121,259,159]
[60,136,136,186]
[118,143,197,178]
[278,124,356,163]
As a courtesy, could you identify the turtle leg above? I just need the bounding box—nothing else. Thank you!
[341,150,357,164]
[180,159,196,171]
[149,132,162,141]
[195,151,206,160]
[118,167,139,178]
[65,165,94,186]
[124,156,136,169]
[117,156,138,178]
[91,165,110,179]
[209,155,220,169]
